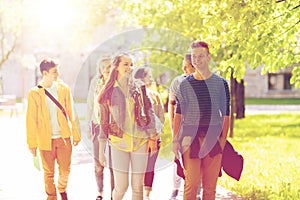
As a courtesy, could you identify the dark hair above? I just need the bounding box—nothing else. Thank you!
[190,41,210,54]
[39,58,58,74]
[183,53,195,68]
[98,53,133,104]
[184,54,192,64]
[134,67,150,80]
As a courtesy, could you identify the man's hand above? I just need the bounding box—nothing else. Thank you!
[172,140,181,159]
[29,147,37,156]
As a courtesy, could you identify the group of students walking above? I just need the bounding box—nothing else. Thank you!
[26,40,231,200]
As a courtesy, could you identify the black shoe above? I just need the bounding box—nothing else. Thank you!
[96,196,103,200]
[60,192,68,200]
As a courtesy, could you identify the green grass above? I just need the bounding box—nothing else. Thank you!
[219,114,300,200]
[246,98,300,105]
[160,113,300,199]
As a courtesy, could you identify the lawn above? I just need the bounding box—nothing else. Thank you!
[219,114,300,200]
[160,113,300,200]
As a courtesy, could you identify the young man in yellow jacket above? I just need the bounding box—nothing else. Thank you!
[26,58,81,200]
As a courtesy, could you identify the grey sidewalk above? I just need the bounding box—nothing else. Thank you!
[245,104,300,114]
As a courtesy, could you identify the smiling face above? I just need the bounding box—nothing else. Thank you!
[117,55,133,78]
[39,59,60,86]
[191,47,211,72]
[182,60,195,76]
[43,66,60,84]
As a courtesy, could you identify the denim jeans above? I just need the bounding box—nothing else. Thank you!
[173,162,182,190]
[92,123,114,196]
[144,140,160,190]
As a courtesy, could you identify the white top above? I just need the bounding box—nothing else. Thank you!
[87,75,103,125]
[44,82,62,139]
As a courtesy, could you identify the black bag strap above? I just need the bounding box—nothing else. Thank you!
[37,85,68,119]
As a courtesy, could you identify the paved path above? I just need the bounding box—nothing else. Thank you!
[245,105,300,114]
[0,112,245,200]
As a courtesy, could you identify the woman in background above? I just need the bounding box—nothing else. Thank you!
[97,53,158,200]
[134,66,165,200]
[86,56,114,200]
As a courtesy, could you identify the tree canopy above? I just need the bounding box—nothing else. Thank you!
[1,0,299,91]
[110,0,300,87]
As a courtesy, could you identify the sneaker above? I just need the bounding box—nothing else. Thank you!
[60,192,68,200]
[145,197,151,200]
[196,194,201,200]
[170,189,178,200]
[96,196,103,200]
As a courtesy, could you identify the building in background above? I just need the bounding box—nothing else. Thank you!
[244,66,300,98]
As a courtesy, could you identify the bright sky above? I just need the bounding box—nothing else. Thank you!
[35,0,77,28]
[21,0,90,50]
[25,0,86,34]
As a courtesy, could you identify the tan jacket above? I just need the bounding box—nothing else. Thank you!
[26,81,81,150]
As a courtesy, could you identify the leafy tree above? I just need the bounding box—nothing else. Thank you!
[115,0,300,85]
[106,0,300,136]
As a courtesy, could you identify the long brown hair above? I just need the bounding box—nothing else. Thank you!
[97,53,133,104]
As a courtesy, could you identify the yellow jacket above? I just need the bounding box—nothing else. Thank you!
[26,81,81,150]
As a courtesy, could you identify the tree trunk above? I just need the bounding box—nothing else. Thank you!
[229,73,235,138]
[235,79,245,119]
[229,73,246,137]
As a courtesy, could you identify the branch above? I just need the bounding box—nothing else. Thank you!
[278,19,300,37]
[254,3,300,27]
[292,4,300,10]
[0,38,16,67]
[262,20,300,58]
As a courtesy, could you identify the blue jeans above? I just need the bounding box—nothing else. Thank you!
[144,140,160,190]
[92,123,114,195]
